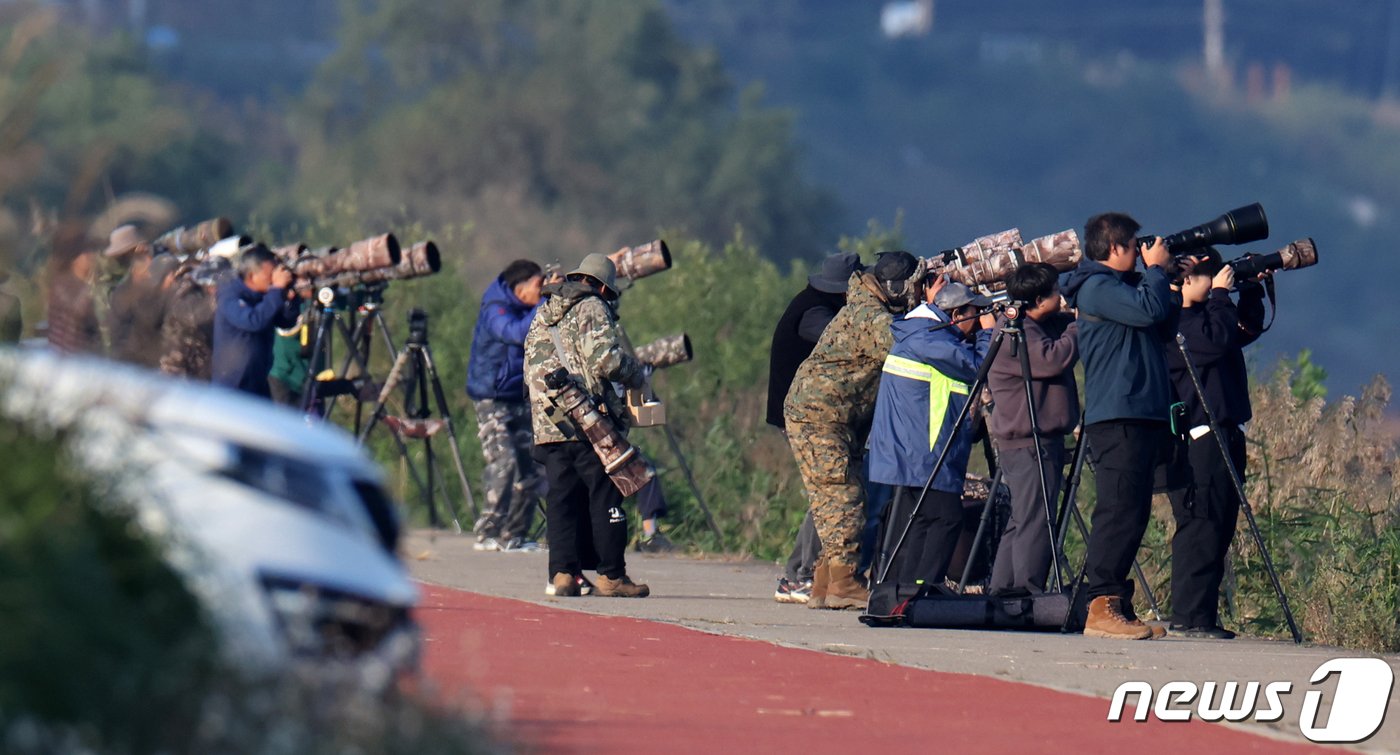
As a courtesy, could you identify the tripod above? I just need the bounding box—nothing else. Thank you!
[330,284,400,434]
[1173,333,1303,644]
[299,287,376,416]
[876,305,1067,592]
[358,309,479,533]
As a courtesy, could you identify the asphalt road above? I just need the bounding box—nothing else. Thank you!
[405,530,1399,752]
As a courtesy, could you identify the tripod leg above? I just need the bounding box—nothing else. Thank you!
[1176,336,1303,643]
[662,424,725,544]
[420,345,480,521]
[1009,325,1065,593]
[300,308,335,415]
[956,464,1004,593]
[358,347,412,444]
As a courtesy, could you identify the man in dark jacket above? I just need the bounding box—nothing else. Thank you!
[1061,212,1183,640]
[212,244,298,397]
[987,263,1079,595]
[766,252,861,603]
[467,259,547,551]
[869,281,994,586]
[1163,253,1266,639]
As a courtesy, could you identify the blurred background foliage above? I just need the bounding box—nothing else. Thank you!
[0,0,1397,659]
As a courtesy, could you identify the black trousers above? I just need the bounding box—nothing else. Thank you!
[886,485,963,585]
[535,441,629,580]
[1082,420,1168,601]
[1168,426,1245,627]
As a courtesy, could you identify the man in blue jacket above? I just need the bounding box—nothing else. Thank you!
[466,259,547,551]
[211,244,299,397]
[869,280,995,586]
[1061,212,1184,640]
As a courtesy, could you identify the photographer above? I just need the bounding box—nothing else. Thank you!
[524,254,650,598]
[1162,252,1266,640]
[766,251,862,603]
[869,280,994,587]
[467,259,547,552]
[987,263,1079,595]
[784,251,924,610]
[1061,212,1183,640]
[211,244,299,397]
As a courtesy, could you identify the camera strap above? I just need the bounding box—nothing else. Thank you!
[1259,275,1278,333]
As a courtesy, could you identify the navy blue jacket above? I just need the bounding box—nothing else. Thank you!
[1164,283,1266,428]
[1061,259,1180,425]
[212,278,299,397]
[466,275,540,402]
[868,305,992,492]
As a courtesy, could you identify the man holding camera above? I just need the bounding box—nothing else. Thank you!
[869,280,995,587]
[467,259,547,552]
[524,254,650,598]
[1163,251,1266,639]
[784,251,924,610]
[986,263,1080,595]
[212,244,299,398]
[1061,213,1182,640]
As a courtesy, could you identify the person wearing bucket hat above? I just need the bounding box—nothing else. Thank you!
[783,250,926,610]
[765,251,863,603]
[524,252,651,598]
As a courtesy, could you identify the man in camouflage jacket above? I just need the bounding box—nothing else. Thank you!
[524,253,650,598]
[783,251,925,610]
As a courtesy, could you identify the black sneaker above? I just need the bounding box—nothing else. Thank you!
[774,577,812,604]
[635,532,676,553]
[1167,623,1237,640]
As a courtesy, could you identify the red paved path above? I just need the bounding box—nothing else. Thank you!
[417,584,1323,754]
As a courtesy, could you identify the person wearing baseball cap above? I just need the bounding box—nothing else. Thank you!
[867,273,996,605]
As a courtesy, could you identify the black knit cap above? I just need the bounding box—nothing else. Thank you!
[872,250,918,282]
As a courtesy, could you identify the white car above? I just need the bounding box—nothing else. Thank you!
[0,348,419,690]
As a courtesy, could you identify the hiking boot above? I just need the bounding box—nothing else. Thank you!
[774,577,812,604]
[1167,623,1236,640]
[1084,596,1152,640]
[595,574,650,598]
[546,574,594,596]
[550,572,581,597]
[474,537,504,552]
[822,563,870,611]
[806,562,830,610]
[635,532,676,553]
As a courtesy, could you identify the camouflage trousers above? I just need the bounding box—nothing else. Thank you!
[473,399,545,540]
[787,420,865,567]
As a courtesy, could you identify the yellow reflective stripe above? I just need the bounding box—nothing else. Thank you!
[883,354,935,381]
[884,354,971,450]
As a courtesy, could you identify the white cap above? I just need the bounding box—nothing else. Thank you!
[207,235,243,259]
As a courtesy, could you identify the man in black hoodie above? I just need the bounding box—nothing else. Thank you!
[1061,212,1183,640]
[1163,252,1266,639]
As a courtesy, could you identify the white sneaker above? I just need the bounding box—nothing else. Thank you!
[545,575,594,596]
[474,537,504,552]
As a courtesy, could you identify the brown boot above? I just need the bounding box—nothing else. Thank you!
[806,561,829,610]
[1084,596,1152,639]
[551,572,581,597]
[823,563,870,611]
[595,574,650,598]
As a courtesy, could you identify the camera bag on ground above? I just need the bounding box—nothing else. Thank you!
[861,582,1071,631]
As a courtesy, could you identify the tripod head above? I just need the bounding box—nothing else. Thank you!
[352,281,389,309]
[926,299,1027,333]
[407,308,429,346]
